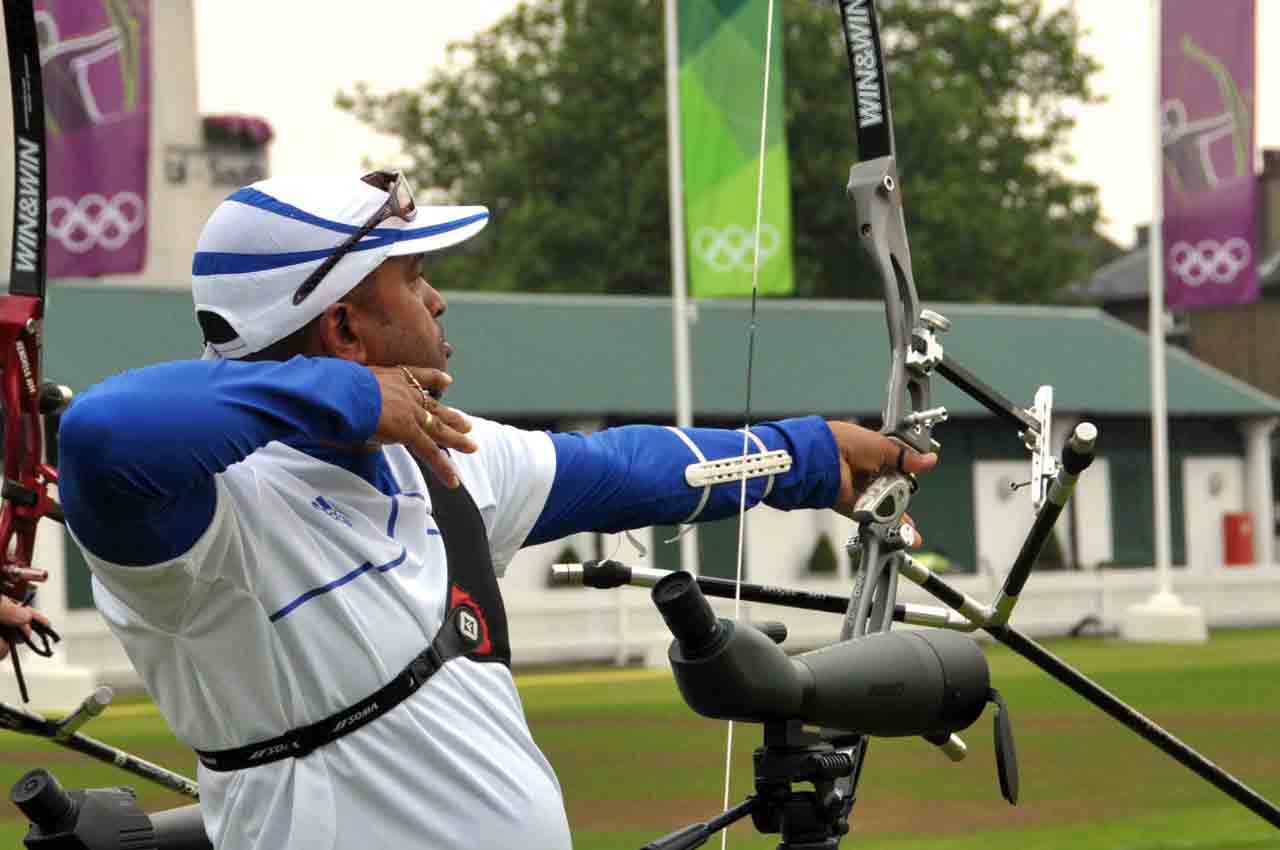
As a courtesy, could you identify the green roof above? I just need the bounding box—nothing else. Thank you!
[39,283,1280,420]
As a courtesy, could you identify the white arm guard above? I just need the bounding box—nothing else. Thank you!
[666,427,793,524]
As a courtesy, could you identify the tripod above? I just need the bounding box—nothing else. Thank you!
[645,720,857,850]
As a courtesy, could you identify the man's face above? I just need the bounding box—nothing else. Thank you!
[354,254,452,384]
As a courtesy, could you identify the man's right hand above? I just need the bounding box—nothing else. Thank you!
[369,366,478,488]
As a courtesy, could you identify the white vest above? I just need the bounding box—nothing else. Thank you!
[82,417,571,850]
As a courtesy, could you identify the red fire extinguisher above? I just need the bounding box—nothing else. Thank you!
[1222,513,1254,566]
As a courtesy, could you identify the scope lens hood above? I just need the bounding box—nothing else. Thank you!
[925,630,990,734]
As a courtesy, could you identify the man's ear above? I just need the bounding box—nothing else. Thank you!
[313,302,368,363]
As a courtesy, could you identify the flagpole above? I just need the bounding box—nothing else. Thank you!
[664,0,700,577]
[1122,0,1206,642]
[1148,0,1173,604]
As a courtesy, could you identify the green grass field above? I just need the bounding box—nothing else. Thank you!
[1,628,1277,849]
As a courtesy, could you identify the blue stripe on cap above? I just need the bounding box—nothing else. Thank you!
[228,187,365,234]
[192,211,489,277]
[193,240,388,276]
[399,212,489,241]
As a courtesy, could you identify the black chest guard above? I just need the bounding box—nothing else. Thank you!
[421,462,511,667]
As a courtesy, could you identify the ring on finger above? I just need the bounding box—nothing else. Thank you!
[423,410,434,430]
[399,367,431,410]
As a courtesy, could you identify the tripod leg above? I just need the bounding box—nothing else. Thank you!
[640,795,758,850]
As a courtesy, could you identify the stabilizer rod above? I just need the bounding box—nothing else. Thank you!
[552,560,974,631]
[986,625,1280,829]
[936,354,1040,434]
[0,701,199,799]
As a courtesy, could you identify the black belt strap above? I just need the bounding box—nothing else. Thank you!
[195,605,480,772]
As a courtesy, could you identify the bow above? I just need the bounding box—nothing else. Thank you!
[828,0,1062,822]
[2,0,67,701]
[721,0,1057,833]
[567,2,1280,840]
[820,0,1274,833]
[0,2,199,798]
[816,0,936,824]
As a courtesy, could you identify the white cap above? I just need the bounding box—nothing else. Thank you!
[192,175,488,358]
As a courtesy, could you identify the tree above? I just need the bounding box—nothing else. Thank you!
[337,0,1119,301]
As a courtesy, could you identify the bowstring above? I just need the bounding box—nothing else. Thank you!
[720,1,777,845]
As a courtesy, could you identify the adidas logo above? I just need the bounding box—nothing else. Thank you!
[312,496,353,528]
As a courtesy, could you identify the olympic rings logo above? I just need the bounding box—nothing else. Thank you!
[692,223,780,273]
[48,192,146,254]
[1167,238,1251,287]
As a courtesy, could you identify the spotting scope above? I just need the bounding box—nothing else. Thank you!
[652,571,990,737]
[12,768,211,850]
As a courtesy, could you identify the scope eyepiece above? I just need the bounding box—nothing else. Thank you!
[11,769,76,829]
[652,571,726,658]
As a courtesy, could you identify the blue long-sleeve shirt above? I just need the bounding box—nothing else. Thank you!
[58,357,840,566]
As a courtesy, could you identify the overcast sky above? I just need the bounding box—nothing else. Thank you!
[194,0,1278,248]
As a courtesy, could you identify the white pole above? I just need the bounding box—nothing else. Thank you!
[1122,0,1206,641]
[1147,0,1174,600]
[664,0,700,576]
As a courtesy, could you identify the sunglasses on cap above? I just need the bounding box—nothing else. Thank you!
[291,170,418,306]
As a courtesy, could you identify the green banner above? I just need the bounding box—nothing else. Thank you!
[680,0,794,297]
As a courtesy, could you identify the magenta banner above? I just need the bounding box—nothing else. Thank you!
[1160,0,1257,309]
[35,0,150,277]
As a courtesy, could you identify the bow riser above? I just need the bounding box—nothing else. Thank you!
[838,0,938,458]
[0,295,53,576]
[847,158,932,454]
